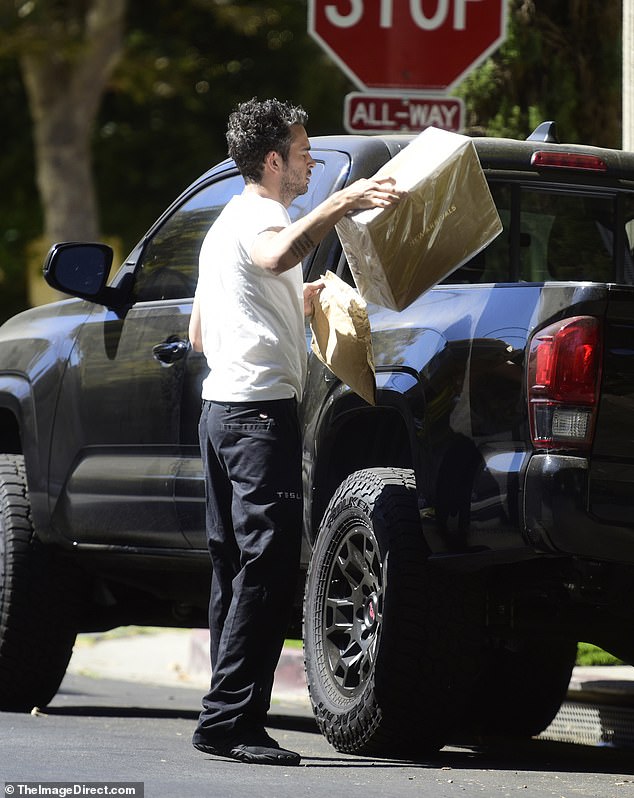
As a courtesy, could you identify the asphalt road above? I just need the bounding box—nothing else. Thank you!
[2,673,634,798]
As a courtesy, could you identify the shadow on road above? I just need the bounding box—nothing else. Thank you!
[294,739,634,776]
[46,675,634,777]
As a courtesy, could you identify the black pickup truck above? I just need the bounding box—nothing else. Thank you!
[1,123,634,757]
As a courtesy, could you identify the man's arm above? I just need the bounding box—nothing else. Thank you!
[251,178,403,275]
[189,294,203,352]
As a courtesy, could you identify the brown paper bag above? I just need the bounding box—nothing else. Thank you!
[310,270,376,405]
[335,126,503,311]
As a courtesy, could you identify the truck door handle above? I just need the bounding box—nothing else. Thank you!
[152,337,190,365]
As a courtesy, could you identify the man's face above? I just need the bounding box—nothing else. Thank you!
[279,125,316,206]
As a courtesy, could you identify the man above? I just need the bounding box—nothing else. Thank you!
[189,97,402,766]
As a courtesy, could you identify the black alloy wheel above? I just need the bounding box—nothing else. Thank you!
[319,515,384,696]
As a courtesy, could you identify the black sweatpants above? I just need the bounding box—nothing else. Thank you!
[195,398,303,740]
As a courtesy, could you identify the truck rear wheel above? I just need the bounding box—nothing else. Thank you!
[465,635,577,739]
[303,467,483,758]
[0,455,80,711]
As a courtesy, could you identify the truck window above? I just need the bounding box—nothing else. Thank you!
[519,191,614,283]
[445,184,634,286]
[133,173,245,303]
[131,157,342,303]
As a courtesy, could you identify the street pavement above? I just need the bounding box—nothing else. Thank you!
[4,629,633,798]
[7,670,634,798]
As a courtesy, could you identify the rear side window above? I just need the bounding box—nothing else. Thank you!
[517,191,615,282]
[444,184,634,286]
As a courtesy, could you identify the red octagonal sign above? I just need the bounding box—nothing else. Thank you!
[308,0,507,92]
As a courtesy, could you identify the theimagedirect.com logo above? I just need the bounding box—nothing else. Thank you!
[5,785,143,797]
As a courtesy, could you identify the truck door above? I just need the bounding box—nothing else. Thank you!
[48,171,244,549]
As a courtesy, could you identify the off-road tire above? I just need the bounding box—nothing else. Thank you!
[0,454,81,711]
[303,467,483,759]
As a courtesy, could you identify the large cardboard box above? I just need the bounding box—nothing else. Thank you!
[336,126,503,311]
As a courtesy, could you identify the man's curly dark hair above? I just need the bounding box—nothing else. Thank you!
[226,98,308,183]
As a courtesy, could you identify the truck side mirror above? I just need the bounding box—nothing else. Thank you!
[43,242,114,304]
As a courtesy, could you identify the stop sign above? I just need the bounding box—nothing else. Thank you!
[308,0,507,92]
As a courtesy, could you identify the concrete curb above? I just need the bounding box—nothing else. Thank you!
[69,630,634,701]
[67,628,310,705]
[569,665,634,703]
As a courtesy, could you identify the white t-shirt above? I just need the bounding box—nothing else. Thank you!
[195,191,307,402]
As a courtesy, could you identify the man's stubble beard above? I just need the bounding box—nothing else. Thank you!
[280,170,309,207]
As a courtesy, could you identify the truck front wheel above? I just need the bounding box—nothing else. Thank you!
[303,467,483,758]
[0,455,81,711]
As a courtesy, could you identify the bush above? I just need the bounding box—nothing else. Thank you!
[576,642,624,666]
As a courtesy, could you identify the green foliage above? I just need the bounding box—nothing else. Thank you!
[576,642,624,667]
[0,0,100,56]
[457,0,622,145]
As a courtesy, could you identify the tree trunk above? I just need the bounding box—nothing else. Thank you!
[19,0,126,245]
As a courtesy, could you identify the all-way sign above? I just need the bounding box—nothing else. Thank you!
[344,93,464,134]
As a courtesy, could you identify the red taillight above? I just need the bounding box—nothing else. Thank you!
[527,316,602,450]
[531,151,608,171]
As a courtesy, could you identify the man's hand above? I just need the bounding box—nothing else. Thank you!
[303,279,326,317]
[340,176,405,211]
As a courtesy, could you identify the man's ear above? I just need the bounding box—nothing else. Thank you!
[264,150,282,173]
